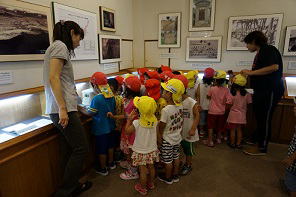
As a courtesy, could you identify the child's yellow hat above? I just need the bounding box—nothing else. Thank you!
[185,70,198,88]
[133,96,157,128]
[161,79,185,106]
[214,70,227,79]
[233,74,247,87]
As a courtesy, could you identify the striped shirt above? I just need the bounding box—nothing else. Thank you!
[287,130,296,175]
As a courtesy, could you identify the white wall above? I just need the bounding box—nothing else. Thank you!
[133,0,296,73]
[0,0,134,94]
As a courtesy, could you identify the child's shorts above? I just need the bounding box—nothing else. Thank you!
[131,150,159,166]
[285,170,296,192]
[227,123,245,129]
[160,139,180,164]
[112,130,121,148]
[207,114,226,132]
[199,110,208,126]
[95,132,115,155]
[181,140,196,156]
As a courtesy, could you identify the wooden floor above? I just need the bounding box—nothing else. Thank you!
[81,142,289,197]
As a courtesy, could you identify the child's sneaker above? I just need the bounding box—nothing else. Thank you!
[172,175,180,183]
[180,164,192,176]
[147,182,155,190]
[135,183,147,195]
[120,170,139,180]
[216,138,222,144]
[108,162,116,170]
[158,175,173,184]
[95,167,109,176]
[119,160,129,169]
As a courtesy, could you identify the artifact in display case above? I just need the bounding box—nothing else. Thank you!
[0,116,52,144]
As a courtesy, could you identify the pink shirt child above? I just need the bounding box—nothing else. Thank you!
[226,92,252,124]
[208,86,230,115]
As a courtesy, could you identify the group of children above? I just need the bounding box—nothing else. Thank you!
[80,65,252,195]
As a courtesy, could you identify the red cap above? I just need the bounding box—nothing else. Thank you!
[145,79,161,100]
[173,75,189,89]
[146,70,160,80]
[160,71,174,82]
[137,68,149,76]
[115,76,124,86]
[90,72,107,85]
[124,76,141,92]
[204,67,215,78]
[161,65,172,72]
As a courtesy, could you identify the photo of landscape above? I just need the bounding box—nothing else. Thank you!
[0,5,50,55]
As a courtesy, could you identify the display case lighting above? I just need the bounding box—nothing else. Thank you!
[0,94,32,107]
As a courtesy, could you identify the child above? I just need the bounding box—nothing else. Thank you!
[108,77,124,162]
[204,70,229,147]
[80,72,116,176]
[158,79,185,184]
[109,76,141,180]
[185,70,199,100]
[226,74,252,149]
[125,96,159,195]
[197,67,215,138]
[174,75,200,176]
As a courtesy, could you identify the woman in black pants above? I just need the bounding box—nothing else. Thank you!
[241,31,284,156]
[43,21,92,196]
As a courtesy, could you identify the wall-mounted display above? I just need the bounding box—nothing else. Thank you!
[284,26,296,56]
[99,35,121,64]
[186,36,222,62]
[0,0,52,62]
[52,2,99,60]
[189,0,215,31]
[158,12,181,48]
[100,6,115,32]
[227,13,283,51]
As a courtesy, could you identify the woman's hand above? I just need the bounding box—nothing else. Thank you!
[241,69,252,76]
[59,108,69,128]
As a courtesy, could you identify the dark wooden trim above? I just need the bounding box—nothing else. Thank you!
[122,39,133,42]
[144,39,158,42]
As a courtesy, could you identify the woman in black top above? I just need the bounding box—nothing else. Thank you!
[241,31,284,156]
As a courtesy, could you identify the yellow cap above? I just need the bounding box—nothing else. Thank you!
[214,70,227,79]
[185,70,198,88]
[124,73,135,79]
[98,84,114,98]
[161,79,185,106]
[233,74,247,86]
[133,96,157,128]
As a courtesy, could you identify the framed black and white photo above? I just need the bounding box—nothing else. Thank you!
[52,2,99,60]
[158,12,181,48]
[189,0,215,31]
[186,36,222,62]
[227,14,283,50]
[284,26,296,56]
[0,0,53,62]
[100,6,115,32]
[99,35,121,64]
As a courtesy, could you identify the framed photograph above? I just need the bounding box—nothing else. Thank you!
[52,2,99,60]
[99,35,121,64]
[0,0,53,62]
[158,12,181,48]
[227,13,283,50]
[186,36,222,62]
[189,0,216,31]
[100,6,116,32]
[284,26,296,56]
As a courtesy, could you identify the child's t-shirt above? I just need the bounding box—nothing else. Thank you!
[187,83,199,100]
[208,86,230,115]
[89,94,116,136]
[226,92,252,124]
[182,97,199,142]
[160,105,184,145]
[199,83,211,111]
[132,120,157,154]
[287,131,296,175]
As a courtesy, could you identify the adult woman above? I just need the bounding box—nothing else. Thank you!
[241,31,284,156]
[43,21,92,197]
